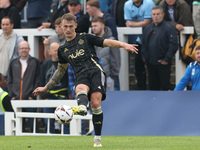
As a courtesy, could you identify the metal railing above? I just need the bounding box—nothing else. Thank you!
[5,100,93,136]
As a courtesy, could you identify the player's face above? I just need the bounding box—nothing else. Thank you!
[195,49,200,64]
[61,19,77,40]
[68,4,81,15]
[91,21,104,37]
[1,18,13,35]
[152,9,164,25]
[18,41,30,59]
[165,0,176,7]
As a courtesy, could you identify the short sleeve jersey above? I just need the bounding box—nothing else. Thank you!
[124,0,155,44]
[124,0,155,21]
[58,33,105,77]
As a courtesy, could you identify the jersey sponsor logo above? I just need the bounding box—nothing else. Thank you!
[78,39,84,45]
[68,49,85,59]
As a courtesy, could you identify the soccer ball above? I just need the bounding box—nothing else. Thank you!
[54,105,74,124]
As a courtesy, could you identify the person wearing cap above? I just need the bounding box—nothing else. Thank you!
[68,0,90,33]
[0,73,14,112]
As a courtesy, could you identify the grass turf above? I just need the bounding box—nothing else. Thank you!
[1,136,200,150]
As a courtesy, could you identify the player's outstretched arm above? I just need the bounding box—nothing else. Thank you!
[33,63,68,96]
[103,39,138,54]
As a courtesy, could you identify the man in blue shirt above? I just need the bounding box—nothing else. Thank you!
[124,0,155,90]
[174,45,200,91]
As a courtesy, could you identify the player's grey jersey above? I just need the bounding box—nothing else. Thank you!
[58,33,105,77]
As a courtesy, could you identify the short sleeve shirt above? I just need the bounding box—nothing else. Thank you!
[58,33,104,77]
[124,0,155,21]
[124,0,155,44]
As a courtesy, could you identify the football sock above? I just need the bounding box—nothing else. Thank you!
[94,135,101,140]
[92,107,103,136]
[92,107,102,115]
[77,91,88,107]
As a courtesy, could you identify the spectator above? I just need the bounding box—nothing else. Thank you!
[193,0,200,39]
[159,0,194,32]
[43,17,66,60]
[68,0,90,33]
[40,42,69,134]
[185,0,195,12]
[110,0,127,27]
[38,0,69,30]
[23,0,53,63]
[0,73,14,112]
[87,0,118,40]
[11,0,26,12]
[0,16,24,76]
[0,0,21,28]
[22,0,52,28]
[7,40,40,132]
[98,0,112,12]
[124,0,155,90]
[174,45,200,91]
[141,6,178,90]
[91,17,121,91]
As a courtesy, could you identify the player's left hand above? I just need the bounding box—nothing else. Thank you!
[123,43,138,54]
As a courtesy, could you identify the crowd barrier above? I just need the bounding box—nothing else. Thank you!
[102,91,200,136]
[0,27,194,90]
[4,100,93,136]
[4,91,200,136]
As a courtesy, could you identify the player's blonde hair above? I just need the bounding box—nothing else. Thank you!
[61,13,77,23]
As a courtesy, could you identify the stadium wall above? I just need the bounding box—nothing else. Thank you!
[0,113,4,135]
[102,91,200,136]
[1,91,200,136]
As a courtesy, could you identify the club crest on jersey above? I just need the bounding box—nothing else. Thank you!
[64,48,68,53]
[78,39,84,45]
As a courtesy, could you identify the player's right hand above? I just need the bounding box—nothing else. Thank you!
[33,87,47,96]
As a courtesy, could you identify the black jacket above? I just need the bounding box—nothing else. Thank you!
[141,20,178,64]
[0,2,21,28]
[7,56,40,100]
[47,0,69,29]
[76,11,90,33]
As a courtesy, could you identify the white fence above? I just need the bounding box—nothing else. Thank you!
[0,27,194,90]
[5,100,93,136]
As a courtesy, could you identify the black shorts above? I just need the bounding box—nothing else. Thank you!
[74,69,107,101]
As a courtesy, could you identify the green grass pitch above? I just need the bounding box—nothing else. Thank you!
[1,136,200,150]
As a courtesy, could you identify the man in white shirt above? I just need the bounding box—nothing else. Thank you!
[0,16,23,76]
